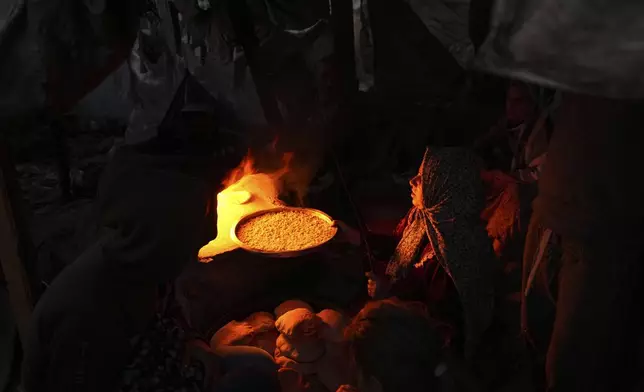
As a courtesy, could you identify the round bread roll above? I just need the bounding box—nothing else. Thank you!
[275,300,314,318]
[251,329,280,357]
[317,309,347,343]
[245,311,276,333]
[276,309,321,339]
[275,354,317,376]
[211,312,278,352]
[210,320,254,349]
[275,334,326,364]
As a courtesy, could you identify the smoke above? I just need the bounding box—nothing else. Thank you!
[242,119,328,206]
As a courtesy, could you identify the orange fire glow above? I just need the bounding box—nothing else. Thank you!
[222,151,256,188]
[198,149,294,261]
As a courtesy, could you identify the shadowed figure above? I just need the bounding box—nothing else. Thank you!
[22,145,216,392]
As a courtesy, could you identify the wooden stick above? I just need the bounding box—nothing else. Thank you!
[330,149,374,273]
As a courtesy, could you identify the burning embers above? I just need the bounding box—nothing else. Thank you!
[198,150,293,260]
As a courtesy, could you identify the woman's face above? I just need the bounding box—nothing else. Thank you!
[410,174,423,208]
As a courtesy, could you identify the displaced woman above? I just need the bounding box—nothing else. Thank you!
[367,147,497,358]
[22,140,279,392]
[476,82,557,258]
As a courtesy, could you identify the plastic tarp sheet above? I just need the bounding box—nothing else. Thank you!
[125,0,336,143]
[476,0,644,99]
[353,0,473,92]
[0,0,46,118]
[404,0,473,68]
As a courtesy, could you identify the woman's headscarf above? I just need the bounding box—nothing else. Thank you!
[387,147,496,356]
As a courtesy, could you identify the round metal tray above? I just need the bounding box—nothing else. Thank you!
[231,207,338,258]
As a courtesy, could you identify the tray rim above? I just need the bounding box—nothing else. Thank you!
[230,206,338,258]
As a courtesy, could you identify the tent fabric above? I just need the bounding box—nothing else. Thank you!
[353,0,374,92]
[124,0,265,144]
[0,0,46,118]
[476,0,644,99]
[125,0,336,144]
[404,0,473,68]
[0,0,142,118]
[352,0,473,91]
[124,13,184,144]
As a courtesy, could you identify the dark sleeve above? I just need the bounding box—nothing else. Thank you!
[44,316,131,392]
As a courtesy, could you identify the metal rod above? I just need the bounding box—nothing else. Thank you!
[329,148,374,272]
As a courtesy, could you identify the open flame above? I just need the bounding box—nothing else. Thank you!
[222,152,256,188]
[198,148,294,260]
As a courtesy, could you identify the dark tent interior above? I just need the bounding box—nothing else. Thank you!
[1,0,644,391]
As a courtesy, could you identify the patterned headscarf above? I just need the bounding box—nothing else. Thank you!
[387,147,496,356]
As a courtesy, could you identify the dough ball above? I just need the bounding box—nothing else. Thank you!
[275,351,317,375]
[245,312,277,333]
[275,353,317,375]
[250,329,280,357]
[210,320,254,349]
[317,309,347,343]
[276,334,325,364]
[275,299,314,318]
[276,309,321,339]
[212,312,278,353]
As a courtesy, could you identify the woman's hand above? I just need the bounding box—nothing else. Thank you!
[366,272,390,299]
